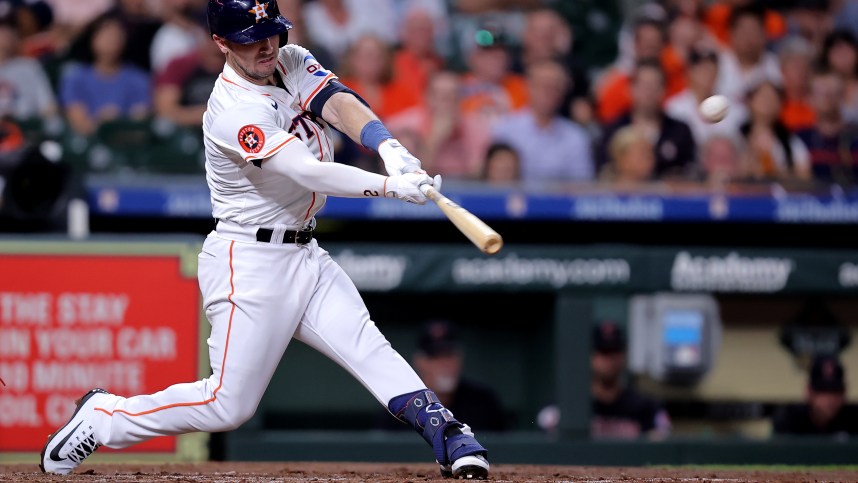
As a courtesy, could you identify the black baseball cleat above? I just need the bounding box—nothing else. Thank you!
[40,388,109,475]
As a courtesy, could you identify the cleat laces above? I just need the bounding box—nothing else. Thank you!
[67,430,100,464]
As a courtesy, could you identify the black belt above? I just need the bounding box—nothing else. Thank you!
[214,219,313,245]
[256,227,314,244]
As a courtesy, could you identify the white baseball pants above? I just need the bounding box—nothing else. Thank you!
[91,222,425,448]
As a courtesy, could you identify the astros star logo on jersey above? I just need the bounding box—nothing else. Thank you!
[248,0,269,22]
[238,125,266,153]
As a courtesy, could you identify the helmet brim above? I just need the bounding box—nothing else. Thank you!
[223,16,292,45]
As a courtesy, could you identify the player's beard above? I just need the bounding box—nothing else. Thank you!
[231,54,277,82]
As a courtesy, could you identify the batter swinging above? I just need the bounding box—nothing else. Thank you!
[40,0,489,479]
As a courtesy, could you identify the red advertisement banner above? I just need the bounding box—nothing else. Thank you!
[0,255,200,453]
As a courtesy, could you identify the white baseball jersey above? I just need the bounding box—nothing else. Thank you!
[203,44,338,228]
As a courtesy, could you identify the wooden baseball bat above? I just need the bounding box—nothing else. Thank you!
[421,185,503,255]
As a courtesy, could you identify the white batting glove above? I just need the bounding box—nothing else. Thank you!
[378,139,423,176]
[431,174,442,193]
[385,172,434,204]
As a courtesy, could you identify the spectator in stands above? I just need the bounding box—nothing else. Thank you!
[338,34,419,121]
[278,0,336,70]
[784,0,832,53]
[391,6,445,101]
[302,0,396,61]
[599,126,656,187]
[447,0,542,69]
[703,0,786,47]
[778,36,817,133]
[739,80,812,182]
[569,94,602,146]
[517,8,573,73]
[664,0,718,61]
[459,25,527,123]
[517,8,590,124]
[386,71,489,179]
[102,0,162,72]
[481,142,520,184]
[60,14,151,137]
[700,135,744,186]
[595,16,685,125]
[2,0,59,58]
[599,60,696,179]
[797,69,858,184]
[377,319,507,433]
[491,60,593,183]
[553,0,623,69]
[0,117,25,153]
[42,0,113,44]
[716,5,783,103]
[149,0,207,74]
[517,8,588,98]
[773,355,858,437]
[666,47,746,146]
[832,0,858,39]
[388,0,449,58]
[0,22,58,121]
[820,30,858,125]
[153,34,223,128]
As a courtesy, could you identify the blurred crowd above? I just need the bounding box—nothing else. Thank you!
[1,0,858,188]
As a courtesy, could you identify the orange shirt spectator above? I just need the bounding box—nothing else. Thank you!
[459,28,528,122]
[596,47,686,124]
[392,49,443,100]
[780,98,816,133]
[460,73,528,117]
[338,34,420,121]
[779,37,816,132]
[338,77,420,121]
[0,120,24,153]
[391,8,444,99]
[704,2,786,46]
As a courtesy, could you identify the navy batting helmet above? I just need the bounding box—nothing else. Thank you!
[208,0,293,45]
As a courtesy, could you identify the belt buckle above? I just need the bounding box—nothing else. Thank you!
[296,229,312,246]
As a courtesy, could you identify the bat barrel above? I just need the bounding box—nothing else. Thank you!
[420,184,503,255]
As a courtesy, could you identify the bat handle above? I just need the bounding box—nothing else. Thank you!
[420,183,439,200]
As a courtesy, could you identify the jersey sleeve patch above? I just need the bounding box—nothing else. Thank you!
[238,125,266,154]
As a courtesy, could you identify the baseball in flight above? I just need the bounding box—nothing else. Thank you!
[699,94,730,123]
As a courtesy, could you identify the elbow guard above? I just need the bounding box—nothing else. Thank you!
[309,79,369,116]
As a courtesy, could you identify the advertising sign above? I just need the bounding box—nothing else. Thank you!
[0,254,200,453]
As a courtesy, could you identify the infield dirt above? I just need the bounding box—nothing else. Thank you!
[2,462,857,482]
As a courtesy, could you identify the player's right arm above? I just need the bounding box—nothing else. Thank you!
[207,102,431,203]
[262,139,431,203]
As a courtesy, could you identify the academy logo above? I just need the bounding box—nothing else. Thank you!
[452,255,631,288]
[671,251,794,293]
[238,125,265,154]
[248,0,269,22]
[332,250,407,291]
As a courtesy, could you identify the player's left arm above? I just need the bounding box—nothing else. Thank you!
[291,45,428,178]
[317,86,425,177]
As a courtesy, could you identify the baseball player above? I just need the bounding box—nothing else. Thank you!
[40,0,489,479]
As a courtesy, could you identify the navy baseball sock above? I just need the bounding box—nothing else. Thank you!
[387,389,486,465]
